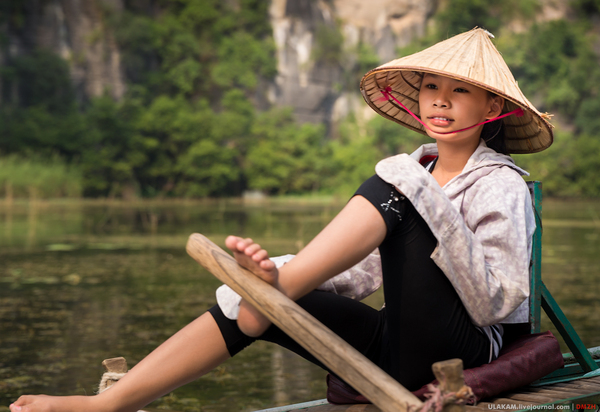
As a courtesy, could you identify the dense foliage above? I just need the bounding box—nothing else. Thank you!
[496,18,600,197]
[1,0,600,198]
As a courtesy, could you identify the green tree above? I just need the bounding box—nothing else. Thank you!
[575,96,600,136]
[81,95,143,197]
[497,20,600,117]
[174,90,251,196]
[100,0,276,197]
[568,133,600,196]
[322,116,384,197]
[0,50,86,158]
[514,130,573,197]
[435,0,539,36]
[368,116,432,158]
[246,108,327,194]
[211,31,276,89]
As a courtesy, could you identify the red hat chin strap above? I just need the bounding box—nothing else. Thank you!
[379,86,524,135]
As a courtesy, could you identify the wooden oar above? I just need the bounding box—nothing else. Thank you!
[186,233,423,412]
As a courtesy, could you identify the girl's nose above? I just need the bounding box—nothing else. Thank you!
[432,90,450,108]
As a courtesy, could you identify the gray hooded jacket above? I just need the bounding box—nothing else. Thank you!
[376,140,535,327]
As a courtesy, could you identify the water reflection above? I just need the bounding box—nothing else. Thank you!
[539,199,600,350]
[0,199,340,411]
[0,197,598,411]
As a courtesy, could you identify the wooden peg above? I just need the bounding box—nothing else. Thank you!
[432,358,465,412]
[102,357,128,388]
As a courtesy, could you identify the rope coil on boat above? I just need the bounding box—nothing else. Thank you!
[413,383,476,412]
[98,371,127,394]
[97,369,148,412]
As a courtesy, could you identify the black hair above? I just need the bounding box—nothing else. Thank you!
[481,120,508,155]
[481,91,509,155]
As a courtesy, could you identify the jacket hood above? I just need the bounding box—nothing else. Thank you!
[409,140,530,198]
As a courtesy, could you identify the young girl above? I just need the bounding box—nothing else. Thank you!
[10,27,553,412]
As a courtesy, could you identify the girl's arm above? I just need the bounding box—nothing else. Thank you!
[226,195,387,337]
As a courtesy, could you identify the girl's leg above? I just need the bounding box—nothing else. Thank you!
[376,196,490,390]
[209,290,385,372]
[10,312,230,412]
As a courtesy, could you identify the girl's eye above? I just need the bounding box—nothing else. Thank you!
[424,83,437,90]
[455,88,469,93]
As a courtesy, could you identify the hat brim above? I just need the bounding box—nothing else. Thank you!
[359,29,554,154]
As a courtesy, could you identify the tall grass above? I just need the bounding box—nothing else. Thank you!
[0,155,82,199]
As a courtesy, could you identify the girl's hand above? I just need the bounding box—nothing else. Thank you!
[225,236,279,286]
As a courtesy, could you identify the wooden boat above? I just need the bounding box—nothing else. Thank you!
[253,349,600,412]
[254,363,600,412]
[252,350,600,412]
[254,373,600,411]
[254,374,600,411]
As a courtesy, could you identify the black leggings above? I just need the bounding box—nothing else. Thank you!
[208,179,490,391]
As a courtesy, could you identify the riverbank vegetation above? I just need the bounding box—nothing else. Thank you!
[0,155,82,200]
[1,0,599,199]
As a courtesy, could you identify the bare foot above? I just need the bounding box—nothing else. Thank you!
[9,394,104,412]
[225,236,278,285]
[225,236,281,336]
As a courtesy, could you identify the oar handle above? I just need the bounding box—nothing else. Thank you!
[186,233,422,412]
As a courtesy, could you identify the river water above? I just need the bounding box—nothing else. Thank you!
[0,197,599,411]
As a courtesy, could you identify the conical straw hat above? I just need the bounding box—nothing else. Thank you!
[360,28,554,154]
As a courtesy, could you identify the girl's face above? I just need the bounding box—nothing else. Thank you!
[418,73,504,145]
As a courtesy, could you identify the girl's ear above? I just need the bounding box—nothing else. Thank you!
[487,95,505,119]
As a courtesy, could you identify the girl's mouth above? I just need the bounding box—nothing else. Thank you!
[428,116,455,126]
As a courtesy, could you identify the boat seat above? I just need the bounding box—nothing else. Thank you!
[327,330,563,404]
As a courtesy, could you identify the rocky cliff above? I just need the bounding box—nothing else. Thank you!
[268,0,438,126]
[1,0,126,103]
[1,0,437,122]
[266,0,571,127]
[1,0,570,128]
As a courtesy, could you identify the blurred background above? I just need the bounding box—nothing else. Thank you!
[1,1,599,411]
[1,0,600,200]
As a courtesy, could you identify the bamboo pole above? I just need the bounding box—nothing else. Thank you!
[186,233,423,412]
